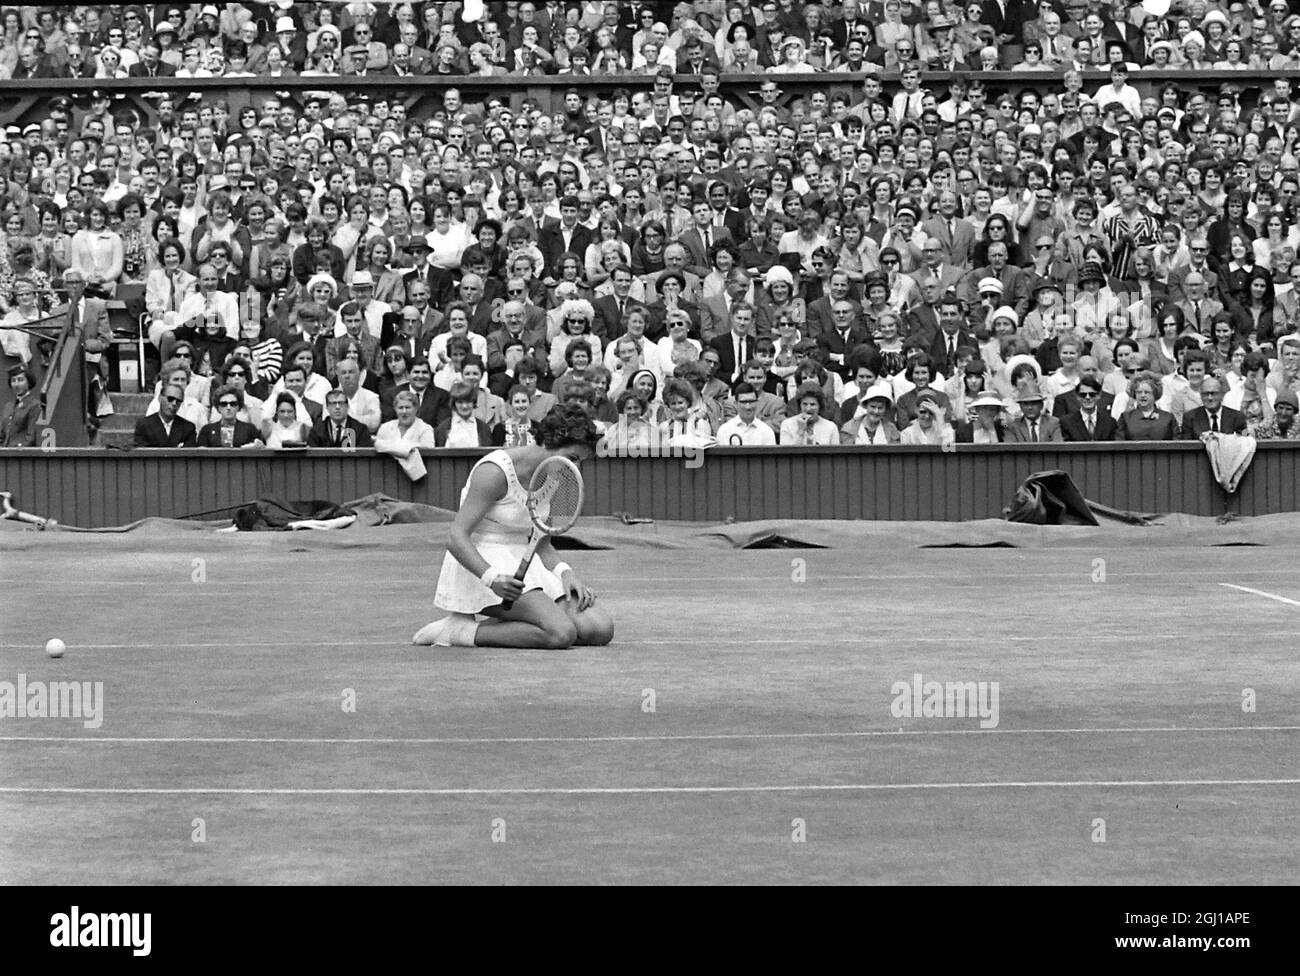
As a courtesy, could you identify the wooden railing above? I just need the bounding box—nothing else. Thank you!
[1,442,1297,527]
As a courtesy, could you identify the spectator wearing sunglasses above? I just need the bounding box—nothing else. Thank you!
[134,382,199,448]
[197,385,264,448]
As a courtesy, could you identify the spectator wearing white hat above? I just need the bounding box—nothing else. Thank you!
[839,382,901,445]
[273,16,308,71]
[954,389,1008,444]
[332,270,391,341]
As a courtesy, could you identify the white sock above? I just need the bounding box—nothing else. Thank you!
[445,614,479,647]
[412,613,479,647]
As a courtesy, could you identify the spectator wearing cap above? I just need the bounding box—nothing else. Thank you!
[342,43,376,76]
[348,18,390,69]
[1004,381,1062,443]
[1254,389,1300,440]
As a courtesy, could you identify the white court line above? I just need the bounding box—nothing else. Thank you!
[1,725,1296,745]
[1219,583,1300,608]
[2,569,1297,586]
[7,632,1300,649]
[2,779,1299,796]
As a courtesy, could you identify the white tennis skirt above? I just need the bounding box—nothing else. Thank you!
[434,539,566,614]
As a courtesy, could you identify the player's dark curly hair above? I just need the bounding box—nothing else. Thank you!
[533,402,599,449]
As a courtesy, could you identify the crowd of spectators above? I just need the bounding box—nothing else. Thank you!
[4,1,1300,452]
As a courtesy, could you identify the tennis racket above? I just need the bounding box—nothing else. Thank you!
[500,456,585,610]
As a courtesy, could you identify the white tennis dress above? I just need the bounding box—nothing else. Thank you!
[434,450,567,613]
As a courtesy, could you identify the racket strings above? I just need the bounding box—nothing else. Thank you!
[530,468,583,533]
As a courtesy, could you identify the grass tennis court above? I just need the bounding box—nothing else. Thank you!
[2,534,1298,884]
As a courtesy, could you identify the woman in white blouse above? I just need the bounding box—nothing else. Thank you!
[376,389,437,451]
[426,205,472,271]
[656,310,702,377]
[261,392,310,448]
[779,382,841,446]
[70,202,123,298]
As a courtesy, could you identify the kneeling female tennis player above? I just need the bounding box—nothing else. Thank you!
[413,403,614,649]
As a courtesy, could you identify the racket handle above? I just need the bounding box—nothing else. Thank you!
[499,552,536,611]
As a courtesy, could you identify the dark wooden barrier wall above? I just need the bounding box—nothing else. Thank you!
[1,444,1296,527]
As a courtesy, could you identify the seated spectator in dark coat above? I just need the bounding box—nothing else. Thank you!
[1060,376,1118,441]
[308,389,376,447]
[197,385,264,447]
[134,382,198,447]
[1117,373,1180,440]
[1180,377,1247,438]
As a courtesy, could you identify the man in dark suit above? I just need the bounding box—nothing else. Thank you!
[8,43,54,79]
[1059,376,1118,441]
[398,359,451,427]
[592,265,638,340]
[806,269,863,342]
[675,35,720,74]
[919,193,977,269]
[1181,377,1247,438]
[486,301,549,379]
[815,299,876,380]
[982,0,1025,45]
[538,196,595,279]
[706,181,746,241]
[308,390,376,447]
[127,41,177,77]
[455,273,497,336]
[708,304,761,385]
[677,199,735,278]
[134,383,198,447]
[927,295,977,378]
[1052,358,1114,418]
